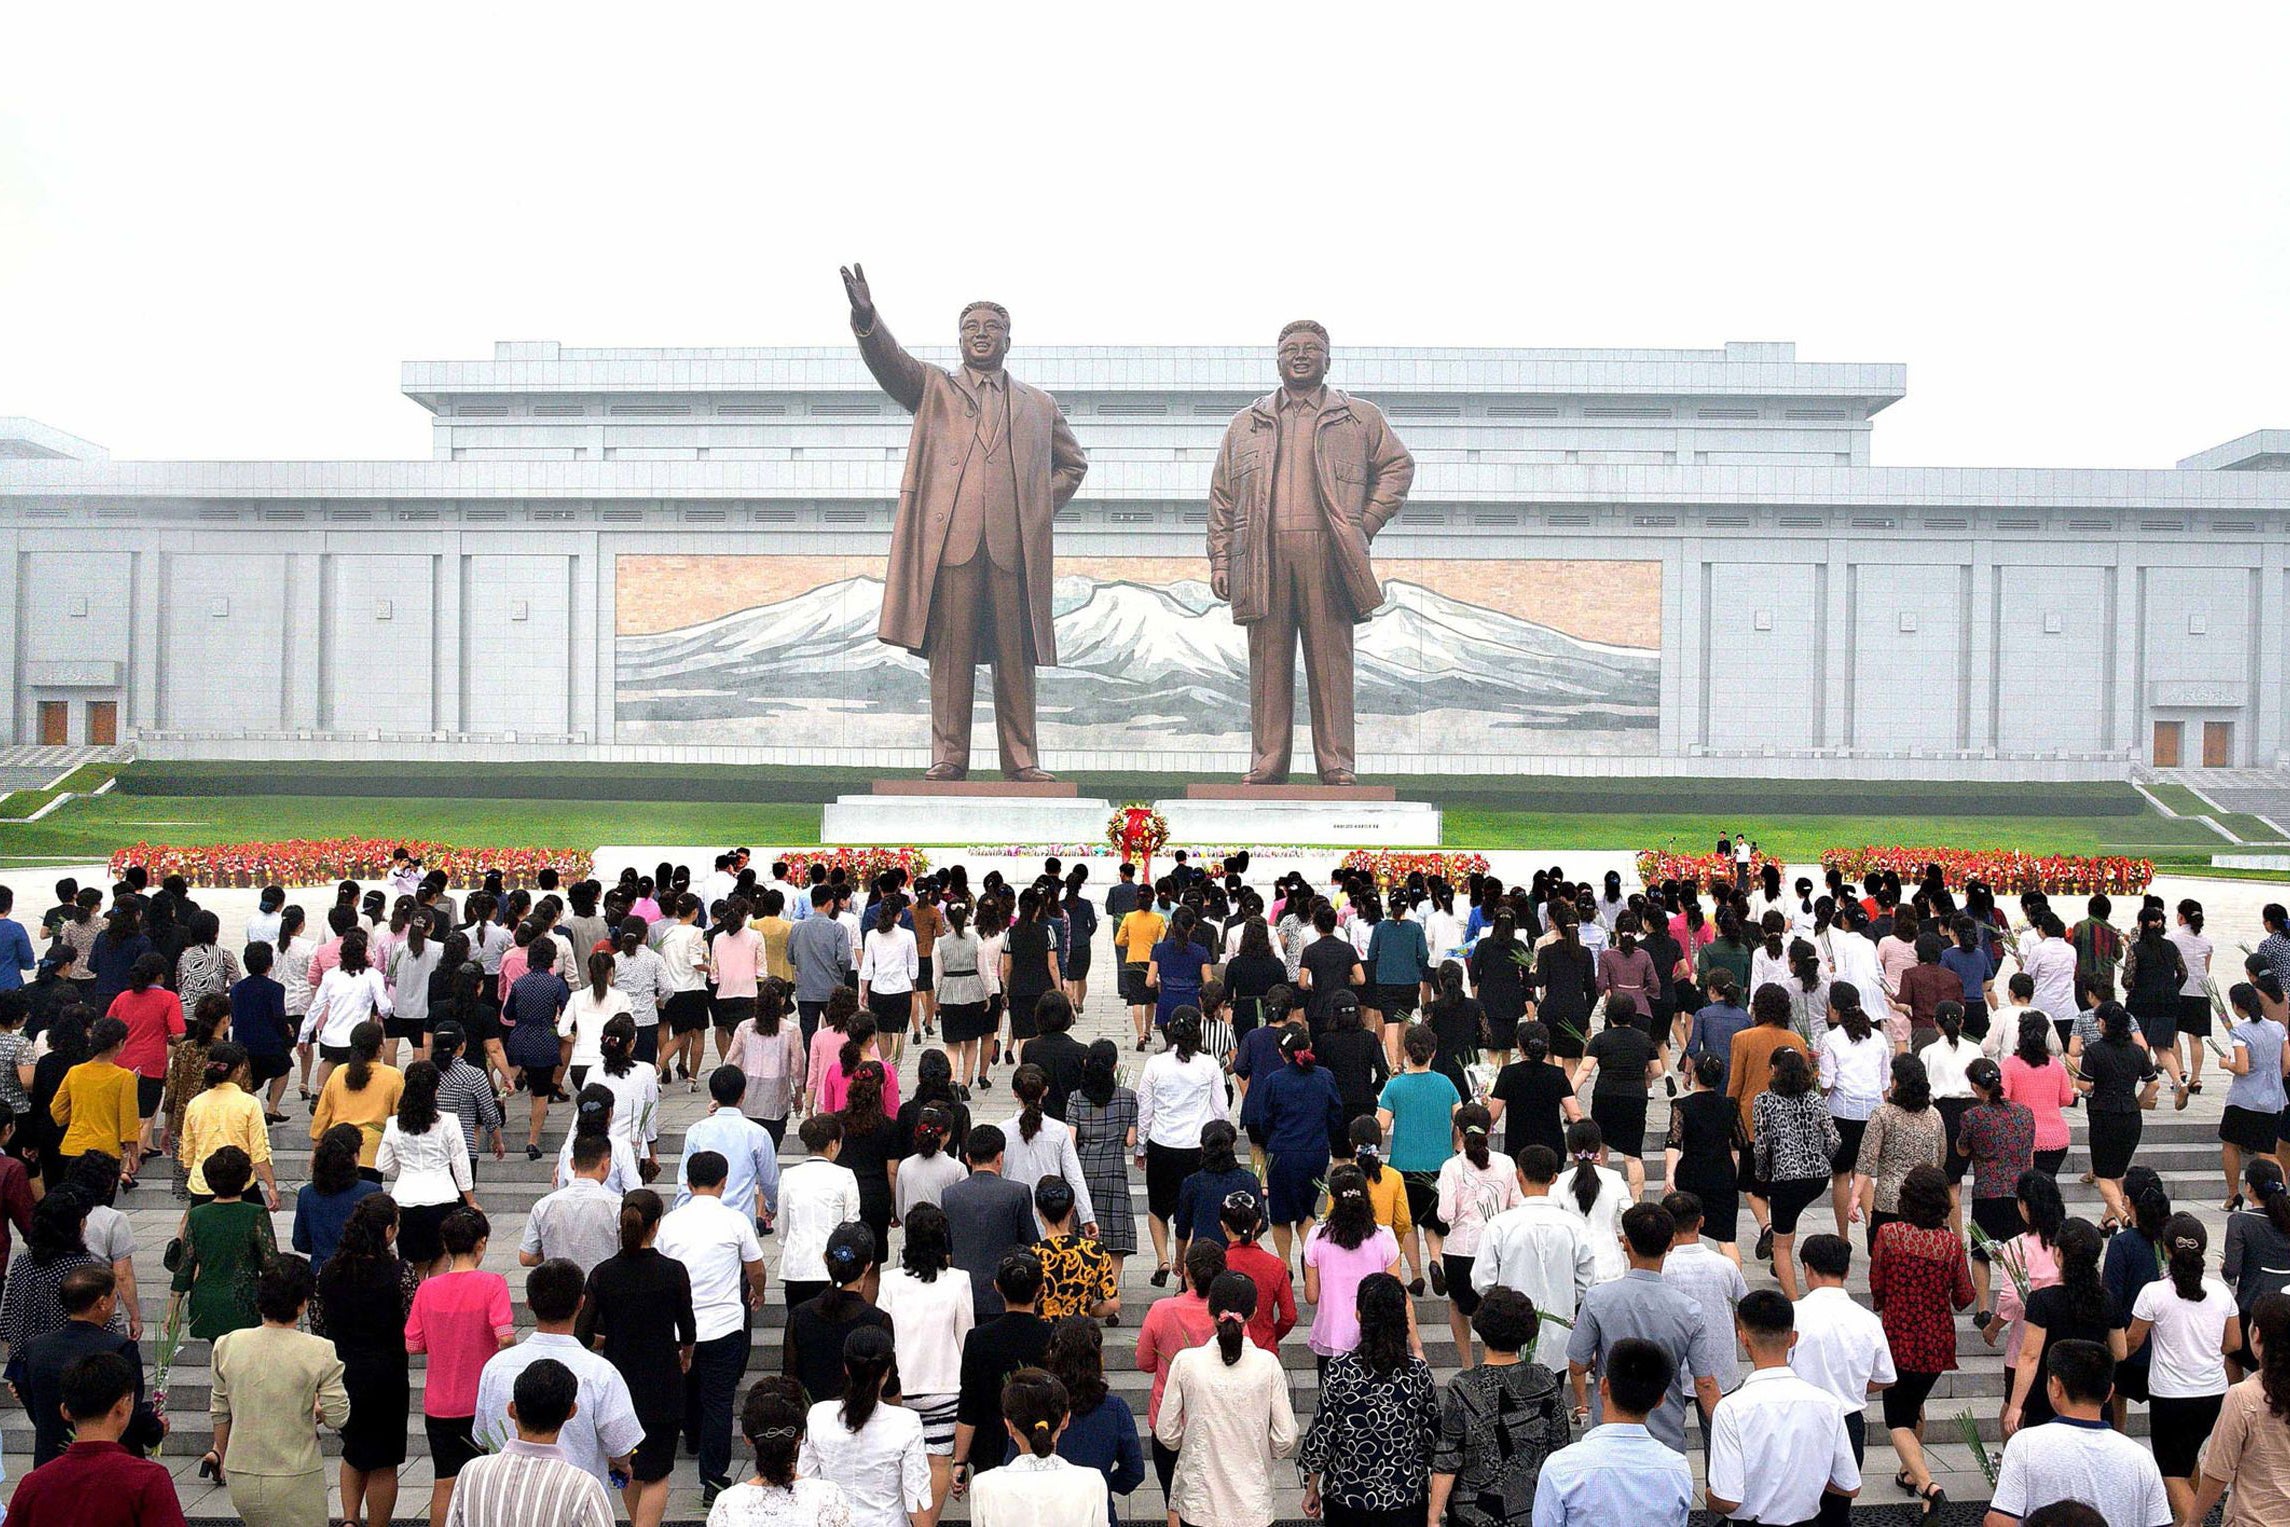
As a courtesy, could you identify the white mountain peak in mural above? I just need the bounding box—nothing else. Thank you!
[617,573,1657,730]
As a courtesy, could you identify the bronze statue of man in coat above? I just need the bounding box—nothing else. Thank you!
[841,263,1088,781]
[1207,321,1415,785]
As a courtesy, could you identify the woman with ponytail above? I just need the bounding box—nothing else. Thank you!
[2219,978,2288,1212]
[2004,1216,2125,1435]
[2129,1213,2240,1514]
[1299,1271,1438,1525]
[1240,1026,1345,1262]
[1556,1118,1633,1286]
[932,898,993,1090]
[1138,1008,1231,1285]
[316,1191,413,1524]
[718,1380,852,1527]
[801,1324,932,1527]
[385,906,441,1065]
[819,1011,902,1119]
[996,1063,1097,1240]
[575,1187,694,1527]
[310,1019,402,1177]
[1154,1271,1299,1527]
[556,948,630,1094]
[835,1062,902,1264]
[1754,1048,1840,1298]
[551,1082,643,1198]
[376,1058,475,1273]
[590,1011,662,1177]
[894,1100,967,1219]
[1532,905,1596,1077]
[1485,1020,1582,1163]
[176,1040,280,1209]
[404,1207,510,1523]
[1436,1101,1523,1361]
[1469,908,1529,1064]
[2226,1161,2290,1364]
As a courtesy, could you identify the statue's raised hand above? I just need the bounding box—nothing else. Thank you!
[839,263,874,327]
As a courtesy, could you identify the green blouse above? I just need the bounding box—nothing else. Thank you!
[170,1198,276,1341]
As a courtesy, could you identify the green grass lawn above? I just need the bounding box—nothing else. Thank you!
[0,761,2230,866]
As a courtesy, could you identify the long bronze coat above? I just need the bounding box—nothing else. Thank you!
[1205,387,1415,625]
[854,317,1088,661]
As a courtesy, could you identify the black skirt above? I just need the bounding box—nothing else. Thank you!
[2088,1109,2142,1179]
[2178,993,2213,1039]
[940,1000,992,1044]
[339,1355,410,1470]
[1590,1093,1648,1159]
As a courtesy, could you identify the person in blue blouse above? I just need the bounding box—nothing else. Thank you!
[1028,1315,1144,1525]
[1240,1028,1345,1265]
[0,887,35,992]
[1148,908,1211,1033]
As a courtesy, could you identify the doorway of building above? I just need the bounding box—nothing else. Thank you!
[2204,720,2233,768]
[36,701,67,746]
[86,700,117,746]
[2152,720,2182,768]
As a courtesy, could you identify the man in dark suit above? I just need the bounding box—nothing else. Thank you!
[15,1265,158,1465]
[941,1125,1041,1319]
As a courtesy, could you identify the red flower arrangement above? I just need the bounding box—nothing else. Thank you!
[109,838,592,890]
[1818,847,2153,896]
[1338,850,1492,889]
[777,847,932,884]
[1635,849,1787,893]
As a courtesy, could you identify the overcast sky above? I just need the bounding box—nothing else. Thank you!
[4,5,2285,469]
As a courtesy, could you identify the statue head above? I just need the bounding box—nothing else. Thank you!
[959,301,1011,371]
[1276,320,1329,391]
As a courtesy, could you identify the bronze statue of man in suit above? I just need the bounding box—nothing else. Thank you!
[840,263,1088,781]
[1207,321,1415,785]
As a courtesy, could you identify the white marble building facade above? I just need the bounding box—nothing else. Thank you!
[1,343,2285,778]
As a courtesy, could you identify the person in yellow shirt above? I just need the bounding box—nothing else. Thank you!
[51,1015,144,1187]
[179,1042,279,1209]
[308,1022,404,1171]
[755,889,795,985]
[1117,895,1168,1052]
[1346,1114,1418,1290]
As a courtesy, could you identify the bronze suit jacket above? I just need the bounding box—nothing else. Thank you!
[1205,387,1414,626]
[854,317,1089,660]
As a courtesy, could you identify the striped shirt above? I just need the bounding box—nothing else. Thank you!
[436,1058,504,1150]
[442,1438,613,1527]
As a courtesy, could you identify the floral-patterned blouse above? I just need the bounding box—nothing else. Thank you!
[1853,1102,1946,1213]
[1297,1350,1439,1512]
[1956,1098,2036,1200]
[1868,1221,1975,1372]
[1031,1232,1116,1321]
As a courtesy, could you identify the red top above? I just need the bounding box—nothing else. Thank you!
[1132,1289,1216,1425]
[6,1441,187,1527]
[1224,1240,1299,1352]
[405,1267,515,1418]
[104,987,185,1079]
[1869,1220,1975,1373]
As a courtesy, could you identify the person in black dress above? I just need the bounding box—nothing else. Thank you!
[1003,888,1061,1067]
[1316,993,1390,1137]
[1223,919,1289,1041]
[835,1061,905,1263]
[1664,1052,1742,1255]
[1421,962,1488,1103]
[317,1193,414,1527]
[1299,904,1366,1038]
[1486,1021,1580,1161]
[577,1187,696,1523]
[1468,911,1529,1060]
[784,1222,894,1402]
[1579,1007,1660,1199]
[1534,911,1597,1080]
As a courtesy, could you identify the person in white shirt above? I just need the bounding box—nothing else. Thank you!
[609,921,676,1068]
[559,951,632,1088]
[473,1259,645,1489]
[1154,1272,1299,1527]
[1984,976,2062,1062]
[586,1016,661,1175]
[1787,1234,1896,1526]
[1659,1191,1750,1396]
[375,1059,478,1276]
[857,893,920,1068]
[521,1133,625,1276]
[1556,1121,1636,1285]
[306,930,393,1093]
[656,1148,768,1498]
[871,1202,975,1519]
[776,1113,864,1309]
[1001,1067,1097,1235]
[1474,1145,1597,1370]
[698,858,738,918]
[654,894,712,1089]
[709,1383,853,1527]
[676,1066,781,1226]
[2019,915,2080,1042]
[801,1324,932,1527]
[968,1368,1108,1527]
[1135,1013,1230,1280]
[1705,1289,1860,1527]
[1984,1338,2171,1527]
[552,1087,644,1198]
[2124,1215,2241,1520]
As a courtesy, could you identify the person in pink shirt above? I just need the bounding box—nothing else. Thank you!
[814,1012,900,1118]
[1999,1017,2077,1176]
[709,901,764,1064]
[105,953,186,1143]
[806,989,859,1115]
[1301,1164,1407,1359]
[404,1206,515,1525]
[303,904,358,998]
[1135,1239,1227,1503]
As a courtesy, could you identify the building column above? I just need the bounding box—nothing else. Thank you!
[129,549,162,731]
[1824,539,1854,748]
[433,534,464,733]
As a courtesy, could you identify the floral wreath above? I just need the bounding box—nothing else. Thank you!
[1106,803,1171,874]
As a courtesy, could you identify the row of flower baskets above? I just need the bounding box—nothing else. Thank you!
[107,839,591,890]
[1816,846,2155,896]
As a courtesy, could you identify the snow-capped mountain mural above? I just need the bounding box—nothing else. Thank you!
[615,571,1659,758]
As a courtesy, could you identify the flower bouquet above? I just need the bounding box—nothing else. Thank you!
[1338,850,1492,890]
[1634,848,1785,893]
[1968,1222,2030,1302]
[147,1301,187,1426]
[1953,1409,2000,1487]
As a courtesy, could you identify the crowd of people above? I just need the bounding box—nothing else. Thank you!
[0,847,2287,1527]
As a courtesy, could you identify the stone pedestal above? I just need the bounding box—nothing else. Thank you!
[822,789,1112,845]
[1155,793,1440,847]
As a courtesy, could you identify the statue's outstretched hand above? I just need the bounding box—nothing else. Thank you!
[839,263,874,327]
